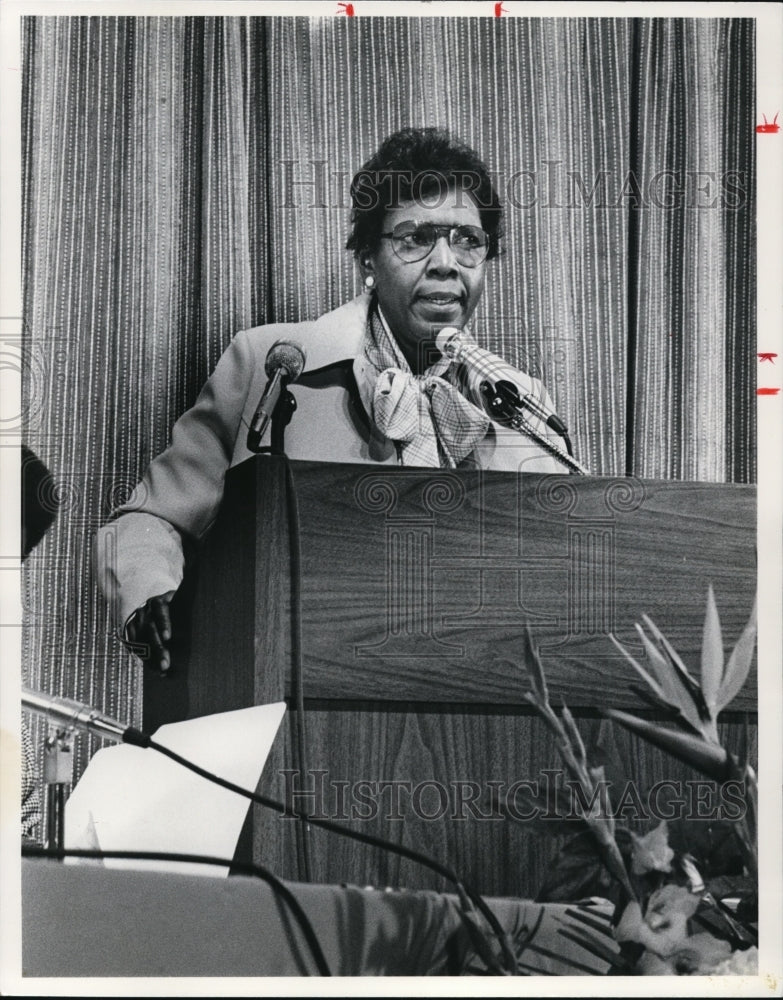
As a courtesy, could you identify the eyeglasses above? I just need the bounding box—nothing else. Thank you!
[379,222,490,267]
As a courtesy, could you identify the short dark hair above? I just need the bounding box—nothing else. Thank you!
[346,127,503,261]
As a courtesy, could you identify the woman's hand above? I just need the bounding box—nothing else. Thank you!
[125,590,177,674]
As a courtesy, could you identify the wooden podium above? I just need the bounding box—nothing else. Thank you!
[143,458,756,898]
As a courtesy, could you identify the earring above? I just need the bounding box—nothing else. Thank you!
[364,274,375,290]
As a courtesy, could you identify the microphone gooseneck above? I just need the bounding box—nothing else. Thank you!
[436,326,589,475]
[22,687,150,747]
[436,327,564,428]
[21,680,515,971]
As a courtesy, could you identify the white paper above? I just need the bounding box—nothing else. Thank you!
[64,703,286,877]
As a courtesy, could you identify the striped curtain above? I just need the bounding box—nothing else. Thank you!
[21,16,755,814]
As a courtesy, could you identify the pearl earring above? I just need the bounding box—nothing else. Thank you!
[364,274,375,290]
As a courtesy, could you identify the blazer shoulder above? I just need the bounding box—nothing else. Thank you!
[236,295,369,370]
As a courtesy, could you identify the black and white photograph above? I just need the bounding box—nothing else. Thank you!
[2,0,781,992]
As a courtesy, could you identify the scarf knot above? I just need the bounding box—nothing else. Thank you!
[360,305,490,467]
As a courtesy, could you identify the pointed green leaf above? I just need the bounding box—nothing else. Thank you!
[524,938,611,975]
[628,683,704,736]
[456,906,510,975]
[716,597,757,713]
[556,926,625,971]
[497,657,535,701]
[522,624,549,706]
[508,907,547,973]
[587,762,606,787]
[701,585,724,720]
[536,832,608,903]
[641,614,703,699]
[561,703,587,767]
[564,906,616,937]
[524,691,564,740]
[609,633,668,702]
[635,623,707,734]
[604,708,732,782]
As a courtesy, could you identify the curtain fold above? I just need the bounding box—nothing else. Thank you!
[632,20,727,481]
[20,13,755,824]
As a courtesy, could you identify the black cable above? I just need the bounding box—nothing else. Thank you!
[146,737,516,973]
[125,433,511,968]
[479,378,585,473]
[22,844,332,976]
[514,412,588,475]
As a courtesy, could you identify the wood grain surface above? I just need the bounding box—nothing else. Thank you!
[259,709,756,898]
[270,460,754,709]
[143,458,757,896]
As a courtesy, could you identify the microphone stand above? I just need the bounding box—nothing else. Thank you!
[42,728,73,853]
[269,383,297,456]
[480,379,590,476]
[266,387,311,877]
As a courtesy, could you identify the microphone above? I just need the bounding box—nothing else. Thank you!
[247,340,306,452]
[435,327,568,436]
[22,686,149,747]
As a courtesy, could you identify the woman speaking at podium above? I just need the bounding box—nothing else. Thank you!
[95,127,567,674]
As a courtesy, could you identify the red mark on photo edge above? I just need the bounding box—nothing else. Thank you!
[337,2,355,14]
[756,113,780,134]
[757,387,781,395]
[494,2,507,15]
[758,353,777,363]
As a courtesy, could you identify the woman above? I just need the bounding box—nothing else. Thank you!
[95,127,565,673]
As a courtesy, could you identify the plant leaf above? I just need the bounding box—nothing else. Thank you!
[522,939,609,975]
[692,893,757,948]
[564,906,616,937]
[588,719,640,813]
[609,633,668,702]
[635,622,708,735]
[456,906,511,975]
[604,708,733,782]
[521,624,549,706]
[556,926,624,971]
[630,820,674,876]
[536,831,609,903]
[716,597,757,713]
[640,614,705,705]
[560,703,587,768]
[627,683,705,735]
[701,585,724,721]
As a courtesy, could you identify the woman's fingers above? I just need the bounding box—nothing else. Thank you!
[127,591,176,674]
[146,618,170,675]
[151,592,175,644]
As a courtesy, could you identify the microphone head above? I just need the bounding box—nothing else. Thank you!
[265,340,306,381]
[435,326,475,361]
[434,327,463,358]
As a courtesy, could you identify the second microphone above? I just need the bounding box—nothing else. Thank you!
[246,340,307,453]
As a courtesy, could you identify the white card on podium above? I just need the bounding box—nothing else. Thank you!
[64,702,286,877]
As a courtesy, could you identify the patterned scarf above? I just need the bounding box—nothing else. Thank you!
[356,303,490,468]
